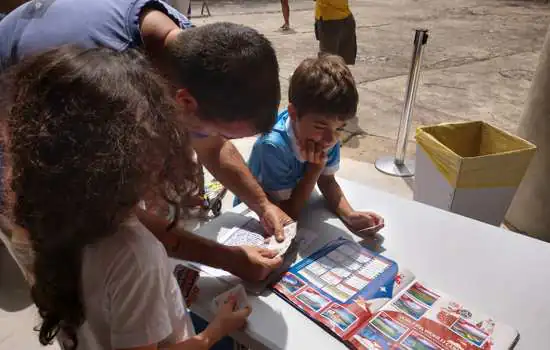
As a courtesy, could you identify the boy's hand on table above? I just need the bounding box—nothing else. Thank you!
[343,211,385,237]
[228,246,283,281]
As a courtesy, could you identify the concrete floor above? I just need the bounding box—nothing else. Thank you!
[0,245,59,350]
[191,0,550,163]
[1,0,549,348]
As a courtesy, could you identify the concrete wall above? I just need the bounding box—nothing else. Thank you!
[505,26,550,240]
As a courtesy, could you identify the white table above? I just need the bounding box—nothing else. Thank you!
[172,178,550,349]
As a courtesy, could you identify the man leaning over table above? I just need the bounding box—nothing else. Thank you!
[0,0,292,282]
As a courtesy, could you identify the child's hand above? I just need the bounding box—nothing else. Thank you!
[343,211,385,237]
[300,140,327,166]
[209,296,252,338]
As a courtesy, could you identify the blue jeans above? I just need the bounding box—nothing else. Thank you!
[191,312,235,350]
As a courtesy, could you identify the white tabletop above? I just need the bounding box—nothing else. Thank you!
[172,178,550,349]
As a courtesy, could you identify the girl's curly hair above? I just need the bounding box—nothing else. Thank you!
[0,46,200,349]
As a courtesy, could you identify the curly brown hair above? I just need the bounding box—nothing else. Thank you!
[0,46,200,349]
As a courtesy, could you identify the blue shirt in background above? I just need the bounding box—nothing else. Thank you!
[0,0,192,72]
[236,109,340,206]
[0,0,193,204]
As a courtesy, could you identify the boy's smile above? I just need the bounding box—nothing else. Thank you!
[289,105,346,151]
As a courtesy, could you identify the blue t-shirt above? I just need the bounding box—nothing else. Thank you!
[0,0,192,71]
[240,109,340,205]
[0,0,193,205]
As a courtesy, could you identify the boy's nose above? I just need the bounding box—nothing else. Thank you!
[322,131,336,146]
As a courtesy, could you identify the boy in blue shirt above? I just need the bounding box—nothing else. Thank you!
[245,55,384,236]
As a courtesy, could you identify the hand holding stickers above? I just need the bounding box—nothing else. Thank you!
[211,285,252,335]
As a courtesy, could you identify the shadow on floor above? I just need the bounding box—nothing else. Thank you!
[0,246,31,312]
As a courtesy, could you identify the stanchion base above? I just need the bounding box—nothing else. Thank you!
[374,156,415,177]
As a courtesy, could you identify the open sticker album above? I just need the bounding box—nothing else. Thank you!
[273,238,519,350]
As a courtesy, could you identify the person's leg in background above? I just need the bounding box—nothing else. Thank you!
[171,0,192,17]
[339,15,357,65]
[317,19,341,59]
[280,0,290,30]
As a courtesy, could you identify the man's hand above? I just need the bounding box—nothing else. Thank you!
[228,245,283,282]
[343,211,385,238]
[259,203,293,242]
[194,135,293,234]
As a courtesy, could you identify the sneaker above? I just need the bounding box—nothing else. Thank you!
[280,23,290,31]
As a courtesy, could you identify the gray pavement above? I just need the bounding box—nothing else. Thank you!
[192,0,550,162]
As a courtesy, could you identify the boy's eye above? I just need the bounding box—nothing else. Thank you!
[336,127,345,132]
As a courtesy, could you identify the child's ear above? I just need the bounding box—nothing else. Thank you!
[288,103,298,121]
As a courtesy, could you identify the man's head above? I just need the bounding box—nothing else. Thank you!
[166,22,281,138]
[288,55,358,151]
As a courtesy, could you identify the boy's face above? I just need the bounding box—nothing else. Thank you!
[289,105,346,151]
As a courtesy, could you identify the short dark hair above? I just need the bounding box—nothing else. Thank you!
[289,55,358,121]
[166,22,280,133]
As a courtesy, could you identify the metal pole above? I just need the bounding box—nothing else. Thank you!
[375,29,429,177]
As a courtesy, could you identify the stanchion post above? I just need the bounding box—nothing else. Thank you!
[375,29,429,177]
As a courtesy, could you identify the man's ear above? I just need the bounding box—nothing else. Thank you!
[175,88,198,116]
[288,103,298,121]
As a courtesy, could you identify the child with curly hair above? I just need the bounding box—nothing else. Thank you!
[0,45,250,350]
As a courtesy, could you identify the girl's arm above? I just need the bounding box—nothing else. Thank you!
[116,333,213,350]
[118,299,251,350]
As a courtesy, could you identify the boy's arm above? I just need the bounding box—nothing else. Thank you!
[257,140,326,220]
[304,143,384,235]
[278,163,324,220]
[317,174,354,218]
[312,142,351,217]
[317,174,385,235]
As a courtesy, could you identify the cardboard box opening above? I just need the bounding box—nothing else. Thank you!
[423,121,534,159]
